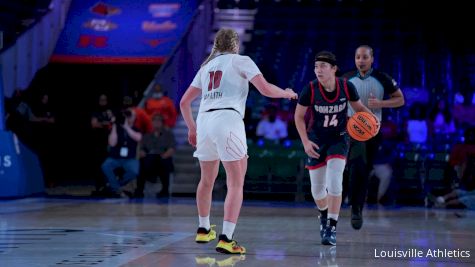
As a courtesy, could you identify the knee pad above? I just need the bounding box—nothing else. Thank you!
[309,167,327,200]
[326,159,345,196]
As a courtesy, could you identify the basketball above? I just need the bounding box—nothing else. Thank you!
[347,112,379,141]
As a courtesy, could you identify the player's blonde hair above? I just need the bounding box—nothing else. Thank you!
[201,28,239,67]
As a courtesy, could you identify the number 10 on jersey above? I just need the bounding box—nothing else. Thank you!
[208,71,223,91]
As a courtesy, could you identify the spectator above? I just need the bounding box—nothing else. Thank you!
[449,128,475,190]
[123,96,153,134]
[406,102,428,144]
[132,114,176,198]
[373,114,399,203]
[430,99,456,135]
[429,189,475,210]
[371,145,394,204]
[91,94,113,131]
[453,94,475,127]
[90,94,114,192]
[101,108,142,197]
[31,93,57,187]
[144,84,178,128]
[428,129,475,210]
[31,93,55,124]
[256,105,288,142]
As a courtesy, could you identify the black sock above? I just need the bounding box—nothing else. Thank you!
[329,218,338,227]
[319,208,328,219]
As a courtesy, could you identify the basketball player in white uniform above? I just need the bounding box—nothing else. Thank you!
[180,28,297,254]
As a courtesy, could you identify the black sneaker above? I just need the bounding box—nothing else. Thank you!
[351,205,363,230]
[319,216,327,239]
[321,224,336,246]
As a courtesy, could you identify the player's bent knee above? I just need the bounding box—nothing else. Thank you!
[312,187,327,200]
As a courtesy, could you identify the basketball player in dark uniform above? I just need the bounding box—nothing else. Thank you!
[294,51,377,246]
[343,45,404,230]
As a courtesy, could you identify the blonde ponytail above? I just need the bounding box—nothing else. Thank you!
[201,47,218,67]
[200,28,239,68]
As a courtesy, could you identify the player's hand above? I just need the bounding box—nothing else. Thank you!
[188,129,197,147]
[303,140,320,159]
[284,88,298,100]
[368,93,382,109]
[372,113,381,134]
[122,120,131,129]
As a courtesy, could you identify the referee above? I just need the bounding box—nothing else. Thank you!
[343,45,405,230]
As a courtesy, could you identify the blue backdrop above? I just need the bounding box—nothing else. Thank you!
[0,131,44,198]
[0,64,4,131]
[51,0,198,64]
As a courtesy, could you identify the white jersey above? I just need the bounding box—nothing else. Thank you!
[190,54,261,118]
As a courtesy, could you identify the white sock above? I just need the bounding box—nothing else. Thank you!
[318,205,328,211]
[328,213,339,221]
[199,216,210,230]
[222,221,236,240]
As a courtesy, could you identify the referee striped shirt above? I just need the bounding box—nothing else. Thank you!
[344,68,399,121]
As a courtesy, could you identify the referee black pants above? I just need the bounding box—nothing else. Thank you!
[345,132,382,208]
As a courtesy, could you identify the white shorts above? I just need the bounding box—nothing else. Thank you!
[194,110,247,161]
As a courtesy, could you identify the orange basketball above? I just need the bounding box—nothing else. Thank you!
[347,112,379,141]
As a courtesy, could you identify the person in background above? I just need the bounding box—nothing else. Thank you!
[144,84,178,128]
[90,94,114,193]
[132,114,176,198]
[122,96,153,134]
[429,188,475,210]
[256,104,288,142]
[31,93,57,187]
[406,102,428,144]
[429,99,456,135]
[101,108,142,197]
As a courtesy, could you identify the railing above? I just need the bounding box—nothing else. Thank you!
[140,0,214,108]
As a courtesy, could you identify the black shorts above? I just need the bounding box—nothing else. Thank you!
[306,133,349,170]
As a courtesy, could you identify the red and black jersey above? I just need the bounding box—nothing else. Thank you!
[298,77,360,139]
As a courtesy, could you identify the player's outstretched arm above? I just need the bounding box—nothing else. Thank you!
[250,74,297,100]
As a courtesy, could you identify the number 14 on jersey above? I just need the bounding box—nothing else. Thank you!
[323,114,338,127]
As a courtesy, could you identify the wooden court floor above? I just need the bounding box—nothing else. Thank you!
[0,197,474,266]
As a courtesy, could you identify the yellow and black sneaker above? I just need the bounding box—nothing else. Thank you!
[216,255,246,266]
[195,225,216,243]
[195,255,216,266]
[215,234,246,254]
